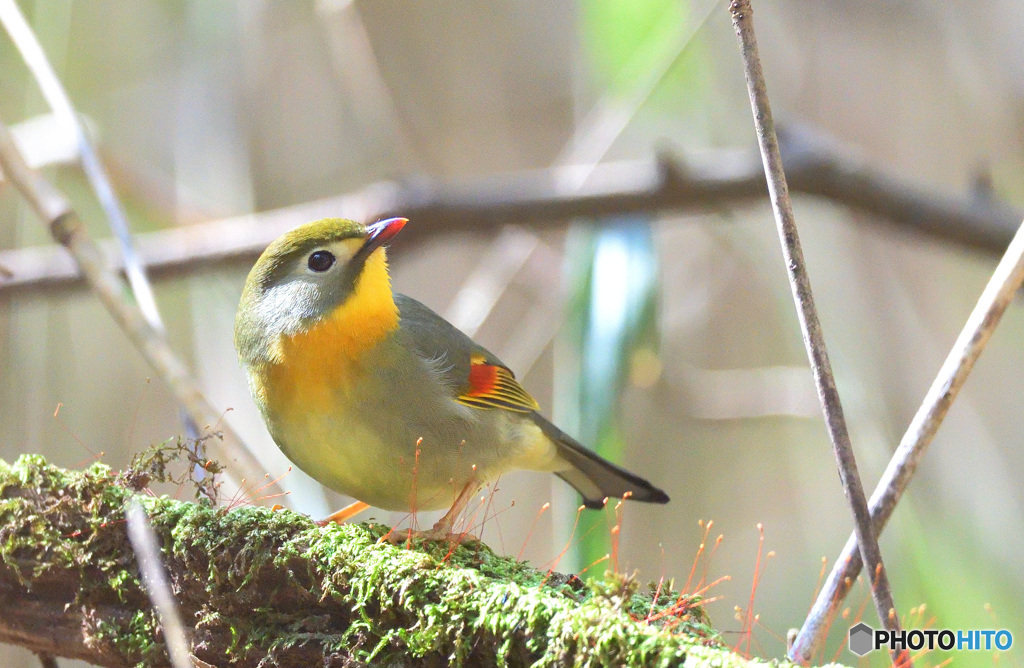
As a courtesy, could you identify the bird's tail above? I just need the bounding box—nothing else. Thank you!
[530,411,670,509]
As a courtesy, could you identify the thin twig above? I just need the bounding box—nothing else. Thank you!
[726,0,907,662]
[789,219,1024,662]
[125,499,194,668]
[0,0,203,443]
[0,116,273,498]
[0,0,162,327]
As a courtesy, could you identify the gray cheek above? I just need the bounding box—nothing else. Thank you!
[312,277,348,316]
[256,282,321,336]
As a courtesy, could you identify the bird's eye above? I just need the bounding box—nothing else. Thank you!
[307,250,336,272]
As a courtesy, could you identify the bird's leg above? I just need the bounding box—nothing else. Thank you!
[430,479,478,536]
[387,479,479,544]
[317,500,370,526]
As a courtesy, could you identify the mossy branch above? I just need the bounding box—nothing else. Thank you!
[0,456,840,667]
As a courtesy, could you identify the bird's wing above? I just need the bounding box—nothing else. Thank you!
[395,295,669,508]
[395,294,539,413]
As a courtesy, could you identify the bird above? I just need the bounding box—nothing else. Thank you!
[234,217,669,539]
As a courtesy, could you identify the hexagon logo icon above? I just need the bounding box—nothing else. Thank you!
[848,622,875,656]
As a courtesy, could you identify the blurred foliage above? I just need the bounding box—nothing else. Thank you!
[582,0,707,109]
[563,222,660,570]
[567,0,704,573]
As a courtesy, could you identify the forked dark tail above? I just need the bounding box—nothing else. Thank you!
[530,411,670,509]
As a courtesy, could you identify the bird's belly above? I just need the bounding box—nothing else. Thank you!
[272,406,492,512]
[252,339,559,512]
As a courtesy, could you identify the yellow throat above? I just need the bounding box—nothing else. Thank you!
[257,249,399,413]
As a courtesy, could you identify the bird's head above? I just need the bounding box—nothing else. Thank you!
[234,217,406,365]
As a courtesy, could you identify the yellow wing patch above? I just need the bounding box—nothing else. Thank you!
[457,355,540,413]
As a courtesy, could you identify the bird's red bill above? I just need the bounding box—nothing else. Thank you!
[367,217,407,244]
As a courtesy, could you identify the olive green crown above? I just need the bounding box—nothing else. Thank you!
[247,218,366,290]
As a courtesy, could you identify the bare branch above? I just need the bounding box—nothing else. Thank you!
[789,219,1024,662]
[0,116,273,500]
[0,135,1018,297]
[727,0,906,662]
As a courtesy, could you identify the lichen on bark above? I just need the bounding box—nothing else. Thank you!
[0,455,843,667]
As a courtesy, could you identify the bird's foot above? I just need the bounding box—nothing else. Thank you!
[316,501,370,526]
[380,480,480,545]
[381,519,477,545]
[381,528,476,545]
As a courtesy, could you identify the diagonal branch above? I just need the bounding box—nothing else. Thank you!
[0,0,204,444]
[727,1,906,663]
[0,117,273,499]
[789,218,1024,663]
[0,0,162,327]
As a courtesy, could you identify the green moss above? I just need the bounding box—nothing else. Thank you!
[0,455,846,667]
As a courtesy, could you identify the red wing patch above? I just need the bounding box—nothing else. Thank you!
[457,357,540,413]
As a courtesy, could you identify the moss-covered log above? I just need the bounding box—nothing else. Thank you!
[0,456,840,667]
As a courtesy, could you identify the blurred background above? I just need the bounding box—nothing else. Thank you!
[2,1,1023,666]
